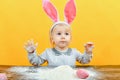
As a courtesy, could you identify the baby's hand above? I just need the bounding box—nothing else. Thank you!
[84,42,94,54]
[24,39,38,53]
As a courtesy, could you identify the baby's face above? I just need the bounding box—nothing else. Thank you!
[51,24,72,49]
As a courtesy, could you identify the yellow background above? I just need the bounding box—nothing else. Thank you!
[0,0,120,66]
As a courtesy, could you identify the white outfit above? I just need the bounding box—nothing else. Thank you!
[28,48,92,67]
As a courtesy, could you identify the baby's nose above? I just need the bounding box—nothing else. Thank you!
[61,34,65,39]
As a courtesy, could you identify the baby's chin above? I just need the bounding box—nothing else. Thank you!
[58,45,69,49]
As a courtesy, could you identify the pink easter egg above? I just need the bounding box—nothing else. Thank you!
[0,73,7,80]
[76,69,89,79]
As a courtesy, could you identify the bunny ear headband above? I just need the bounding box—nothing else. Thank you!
[42,0,76,32]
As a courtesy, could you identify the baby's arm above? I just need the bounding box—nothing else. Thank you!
[78,51,93,64]
[28,51,46,66]
[76,42,94,64]
[24,40,46,66]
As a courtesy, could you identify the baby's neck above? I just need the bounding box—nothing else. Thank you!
[55,46,68,52]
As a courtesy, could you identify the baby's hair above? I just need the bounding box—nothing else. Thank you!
[50,23,65,34]
[50,21,70,35]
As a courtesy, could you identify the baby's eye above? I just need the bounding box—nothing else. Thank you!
[57,33,61,35]
[65,33,69,35]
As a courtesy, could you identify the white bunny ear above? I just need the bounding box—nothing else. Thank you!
[42,0,59,22]
[64,0,76,24]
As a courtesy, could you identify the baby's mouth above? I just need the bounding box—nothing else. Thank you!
[60,41,66,43]
[60,41,66,42]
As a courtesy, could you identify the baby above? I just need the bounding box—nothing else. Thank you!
[24,22,94,67]
[24,0,94,67]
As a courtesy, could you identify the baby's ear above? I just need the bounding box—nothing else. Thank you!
[70,35,72,40]
[50,36,53,42]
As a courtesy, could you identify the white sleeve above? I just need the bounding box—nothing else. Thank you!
[28,49,48,66]
[75,49,93,64]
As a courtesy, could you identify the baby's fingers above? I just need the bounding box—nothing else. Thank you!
[29,39,34,45]
[84,42,94,47]
[35,43,38,48]
[28,40,34,46]
[87,42,94,46]
[26,40,31,46]
[24,42,29,49]
[24,40,33,50]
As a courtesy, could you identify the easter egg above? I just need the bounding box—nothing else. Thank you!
[0,73,7,80]
[76,69,89,79]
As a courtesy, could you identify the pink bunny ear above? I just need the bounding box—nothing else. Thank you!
[42,0,59,22]
[64,0,76,24]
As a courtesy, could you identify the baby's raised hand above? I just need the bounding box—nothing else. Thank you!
[24,39,38,53]
[84,42,94,54]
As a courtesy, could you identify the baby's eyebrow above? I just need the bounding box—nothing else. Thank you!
[65,30,71,33]
[66,31,70,33]
[56,31,62,33]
